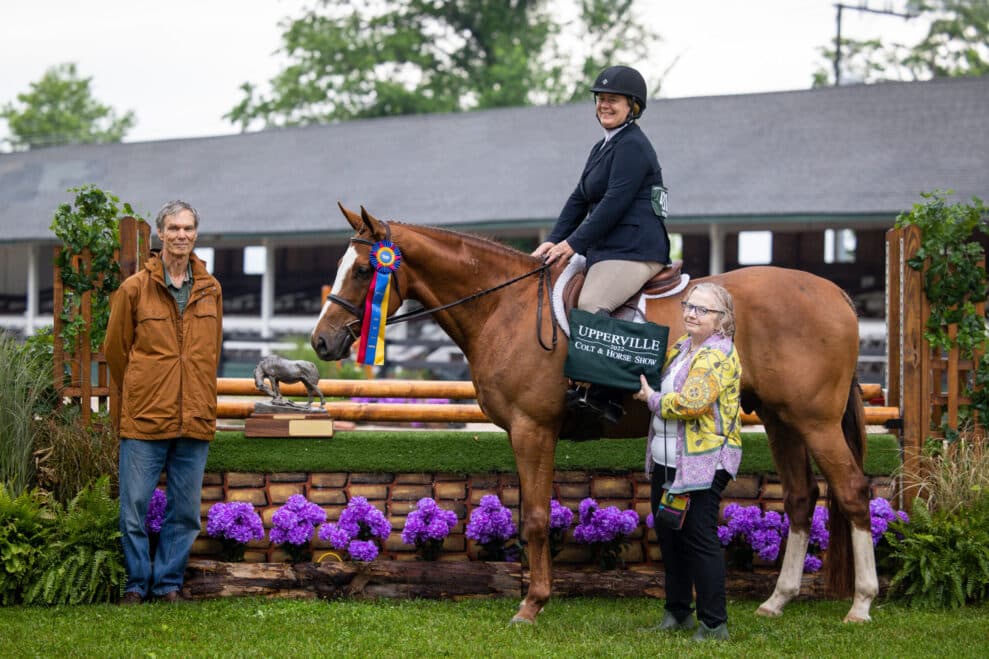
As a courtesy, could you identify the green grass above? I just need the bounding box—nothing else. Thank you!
[206,431,902,476]
[1,597,985,657]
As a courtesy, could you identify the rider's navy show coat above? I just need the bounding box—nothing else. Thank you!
[548,122,670,267]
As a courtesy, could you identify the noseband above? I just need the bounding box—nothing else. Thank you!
[324,220,557,351]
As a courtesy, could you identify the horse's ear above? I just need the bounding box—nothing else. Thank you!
[359,206,388,241]
[337,202,364,233]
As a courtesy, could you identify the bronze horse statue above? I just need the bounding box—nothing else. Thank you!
[254,355,325,408]
[311,205,878,624]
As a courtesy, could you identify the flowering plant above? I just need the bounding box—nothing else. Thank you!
[803,506,829,573]
[206,501,265,562]
[318,496,392,562]
[572,498,639,570]
[549,499,574,558]
[270,494,327,563]
[717,504,787,570]
[144,488,167,535]
[870,497,910,573]
[401,497,458,561]
[465,494,518,561]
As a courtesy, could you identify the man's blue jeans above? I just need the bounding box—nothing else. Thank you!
[119,438,210,598]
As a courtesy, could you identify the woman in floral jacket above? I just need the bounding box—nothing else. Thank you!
[634,282,742,642]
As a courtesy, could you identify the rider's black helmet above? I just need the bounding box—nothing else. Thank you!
[590,65,647,119]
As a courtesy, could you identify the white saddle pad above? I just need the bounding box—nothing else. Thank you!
[551,255,690,337]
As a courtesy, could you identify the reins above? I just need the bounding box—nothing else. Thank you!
[328,223,558,352]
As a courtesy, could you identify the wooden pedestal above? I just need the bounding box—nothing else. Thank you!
[244,413,334,438]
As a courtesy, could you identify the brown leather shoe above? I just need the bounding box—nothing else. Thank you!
[119,591,143,605]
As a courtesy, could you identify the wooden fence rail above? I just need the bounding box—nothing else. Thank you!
[216,378,894,426]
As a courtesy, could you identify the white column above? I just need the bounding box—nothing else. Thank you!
[26,244,39,334]
[261,240,275,339]
[708,223,724,275]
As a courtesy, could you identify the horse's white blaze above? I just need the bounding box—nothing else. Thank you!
[844,526,878,622]
[757,527,809,617]
[315,245,358,325]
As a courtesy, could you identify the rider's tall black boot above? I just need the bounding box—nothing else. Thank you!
[566,383,625,425]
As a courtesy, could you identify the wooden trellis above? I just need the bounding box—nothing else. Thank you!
[886,225,986,484]
[52,216,150,426]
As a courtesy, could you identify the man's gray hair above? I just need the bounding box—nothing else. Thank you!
[155,200,201,232]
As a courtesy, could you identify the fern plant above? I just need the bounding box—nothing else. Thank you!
[23,477,125,605]
[0,485,53,605]
[886,495,989,608]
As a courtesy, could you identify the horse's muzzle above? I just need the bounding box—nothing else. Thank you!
[310,328,354,362]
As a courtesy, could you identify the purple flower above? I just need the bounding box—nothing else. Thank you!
[402,497,458,547]
[145,489,167,534]
[572,498,639,569]
[269,495,326,546]
[550,499,574,531]
[317,496,391,562]
[803,554,823,573]
[869,497,909,545]
[206,501,265,544]
[466,495,517,545]
[809,506,830,551]
[348,539,380,562]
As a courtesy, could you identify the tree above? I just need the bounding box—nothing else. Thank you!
[1,63,136,150]
[813,1,989,86]
[226,0,660,130]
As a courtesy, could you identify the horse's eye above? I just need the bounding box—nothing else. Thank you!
[356,265,373,278]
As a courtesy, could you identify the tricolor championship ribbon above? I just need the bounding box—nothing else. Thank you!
[356,241,402,365]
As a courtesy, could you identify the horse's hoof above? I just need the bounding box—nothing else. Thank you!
[755,605,782,618]
[509,615,535,626]
[843,613,871,624]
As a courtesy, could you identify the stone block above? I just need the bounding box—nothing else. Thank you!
[269,472,307,482]
[227,488,268,506]
[556,483,590,499]
[200,485,224,502]
[350,472,395,484]
[500,487,520,506]
[226,472,265,488]
[311,473,348,488]
[723,475,759,498]
[470,475,500,489]
[554,471,591,483]
[591,477,632,499]
[395,473,434,484]
[202,473,223,486]
[269,483,306,504]
[434,482,466,500]
[391,484,433,501]
[308,489,347,505]
[348,484,389,500]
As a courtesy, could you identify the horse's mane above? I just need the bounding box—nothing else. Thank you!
[391,221,539,269]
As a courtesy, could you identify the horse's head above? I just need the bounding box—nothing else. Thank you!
[311,204,402,361]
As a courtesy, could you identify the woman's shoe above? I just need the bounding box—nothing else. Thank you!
[692,621,729,641]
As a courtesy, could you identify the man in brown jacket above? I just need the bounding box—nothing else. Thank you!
[105,200,222,604]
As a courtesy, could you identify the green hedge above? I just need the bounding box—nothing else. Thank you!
[206,431,901,476]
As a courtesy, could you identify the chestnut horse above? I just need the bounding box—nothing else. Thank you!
[311,205,878,624]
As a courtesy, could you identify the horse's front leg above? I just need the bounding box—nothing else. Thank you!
[509,419,558,624]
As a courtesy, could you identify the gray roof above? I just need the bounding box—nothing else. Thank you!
[1,76,987,244]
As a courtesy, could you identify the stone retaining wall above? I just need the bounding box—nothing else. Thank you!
[190,471,896,565]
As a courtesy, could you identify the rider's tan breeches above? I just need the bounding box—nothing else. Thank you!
[577,259,664,314]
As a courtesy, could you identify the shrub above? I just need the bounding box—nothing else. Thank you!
[549,499,574,558]
[32,412,119,503]
[23,477,125,605]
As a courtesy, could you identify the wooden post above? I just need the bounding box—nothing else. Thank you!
[884,228,901,408]
[899,225,925,491]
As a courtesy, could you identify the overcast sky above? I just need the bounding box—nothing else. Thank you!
[1,1,930,144]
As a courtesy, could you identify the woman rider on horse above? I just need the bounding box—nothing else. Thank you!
[532,64,672,422]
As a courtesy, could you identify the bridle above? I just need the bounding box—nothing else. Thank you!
[325,221,558,352]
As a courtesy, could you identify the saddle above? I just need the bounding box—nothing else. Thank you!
[561,260,684,318]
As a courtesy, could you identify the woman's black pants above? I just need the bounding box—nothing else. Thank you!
[650,467,731,628]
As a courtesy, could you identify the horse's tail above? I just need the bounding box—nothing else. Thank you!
[825,375,867,598]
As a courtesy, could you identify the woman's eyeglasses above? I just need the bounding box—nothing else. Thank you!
[680,301,723,317]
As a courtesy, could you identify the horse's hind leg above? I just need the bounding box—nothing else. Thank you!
[802,425,878,622]
[756,413,818,618]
